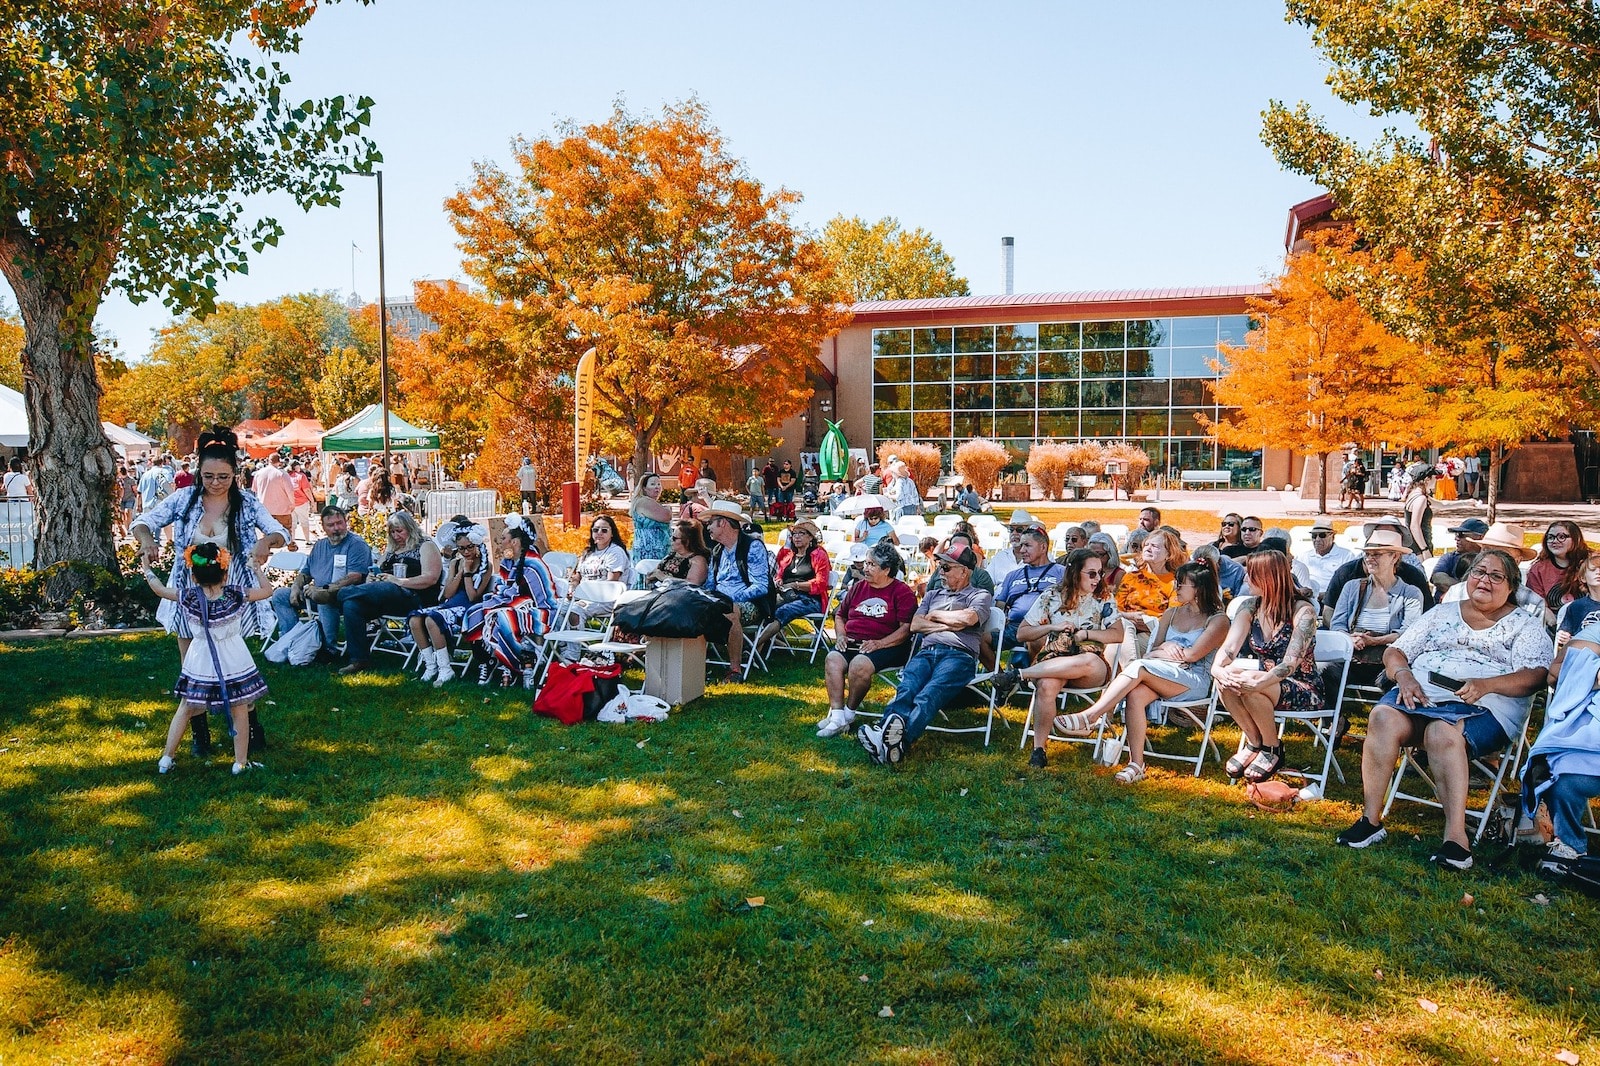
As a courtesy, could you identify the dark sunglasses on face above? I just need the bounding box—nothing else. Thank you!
[1083,569,1103,579]
[1311,532,1332,540]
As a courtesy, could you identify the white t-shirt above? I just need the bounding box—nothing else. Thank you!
[577,543,630,581]
[1391,602,1552,738]
[3,471,30,499]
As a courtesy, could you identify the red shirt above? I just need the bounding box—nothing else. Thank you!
[838,578,918,642]
[173,470,194,489]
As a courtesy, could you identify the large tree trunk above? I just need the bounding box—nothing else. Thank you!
[1486,443,1503,524]
[9,275,119,582]
[1317,453,1329,514]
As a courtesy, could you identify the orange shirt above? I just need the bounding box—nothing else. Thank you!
[1116,565,1176,619]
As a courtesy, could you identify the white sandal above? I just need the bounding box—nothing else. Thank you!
[1114,762,1146,785]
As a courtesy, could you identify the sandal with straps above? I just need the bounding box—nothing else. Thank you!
[1052,710,1101,737]
[1243,744,1284,783]
[1225,742,1262,778]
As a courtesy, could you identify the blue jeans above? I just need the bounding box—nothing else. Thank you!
[337,582,422,662]
[882,643,978,748]
[270,587,343,651]
[1546,772,1600,855]
[773,594,823,626]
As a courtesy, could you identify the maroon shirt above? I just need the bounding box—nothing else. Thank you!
[838,578,918,642]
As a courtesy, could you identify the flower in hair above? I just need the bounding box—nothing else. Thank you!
[184,544,231,570]
[504,513,527,532]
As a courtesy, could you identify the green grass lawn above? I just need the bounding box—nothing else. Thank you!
[2,634,1597,1064]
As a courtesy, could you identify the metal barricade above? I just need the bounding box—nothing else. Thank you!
[0,498,36,567]
[420,489,499,533]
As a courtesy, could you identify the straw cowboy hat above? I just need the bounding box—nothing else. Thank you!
[703,499,749,525]
[1361,529,1407,554]
[1006,508,1042,528]
[1461,522,1537,562]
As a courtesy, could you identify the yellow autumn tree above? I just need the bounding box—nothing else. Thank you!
[1206,234,1428,513]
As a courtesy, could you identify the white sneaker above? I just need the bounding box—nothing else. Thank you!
[158,755,175,774]
[433,661,454,688]
[817,709,855,738]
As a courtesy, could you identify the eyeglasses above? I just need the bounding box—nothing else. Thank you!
[1311,532,1333,540]
[200,472,233,482]
[1548,532,1572,542]
[1467,567,1509,586]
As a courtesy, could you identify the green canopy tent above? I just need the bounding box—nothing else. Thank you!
[319,404,440,453]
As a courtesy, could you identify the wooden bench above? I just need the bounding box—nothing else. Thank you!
[1179,470,1232,489]
[1064,475,1098,501]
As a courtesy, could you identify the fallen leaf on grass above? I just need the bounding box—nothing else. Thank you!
[1554,1050,1580,1065]
[1533,893,1551,906]
[745,897,765,908]
[959,788,968,797]
[513,913,528,920]
[862,919,875,926]
[878,1006,894,1018]
[859,975,869,982]
[635,738,649,749]
[731,809,743,818]
[1418,997,1439,1013]
[1461,892,1475,906]
[1374,969,1384,980]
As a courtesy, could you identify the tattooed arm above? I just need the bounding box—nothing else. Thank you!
[1265,601,1319,681]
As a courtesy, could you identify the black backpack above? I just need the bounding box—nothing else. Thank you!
[711,533,777,621]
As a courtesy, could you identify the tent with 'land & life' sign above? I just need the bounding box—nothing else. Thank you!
[319,405,441,453]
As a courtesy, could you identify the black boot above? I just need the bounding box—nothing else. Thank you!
[190,713,213,757]
[247,709,266,754]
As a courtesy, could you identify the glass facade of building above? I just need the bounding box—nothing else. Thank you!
[869,313,1263,486]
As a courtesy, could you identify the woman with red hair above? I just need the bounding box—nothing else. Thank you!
[1210,550,1323,782]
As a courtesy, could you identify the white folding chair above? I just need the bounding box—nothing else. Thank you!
[768,569,841,663]
[1016,643,1125,763]
[1273,629,1353,791]
[1382,716,1533,844]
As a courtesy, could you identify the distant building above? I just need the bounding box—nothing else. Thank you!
[383,278,458,341]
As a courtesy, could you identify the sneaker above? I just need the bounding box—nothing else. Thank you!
[1115,762,1146,785]
[522,666,538,690]
[418,656,439,683]
[231,761,253,776]
[817,709,855,738]
[1028,747,1047,769]
[477,663,492,685]
[1336,816,1388,849]
[1538,841,1581,877]
[157,755,175,774]
[880,713,907,766]
[857,723,886,765]
[1428,840,1473,871]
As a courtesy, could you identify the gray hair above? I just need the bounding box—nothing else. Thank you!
[867,539,904,578]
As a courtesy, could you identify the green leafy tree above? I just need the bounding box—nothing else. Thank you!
[0,2,378,573]
[818,215,970,302]
[311,346,380,429]
[445,100,852,481]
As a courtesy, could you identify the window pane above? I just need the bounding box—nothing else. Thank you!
[1037,411,1078,437]
[912,410,952,438]
[1126,379,1170,406]
[1126,318,1168,348]
[874,384,910,410]
[954,353,994,381]
[1125,349,1156,377]
[1171,317,1217,346]
[1083,321,1125,349]
[994,350,1037,378]
[1217,315,1252,346]
[994,381,1036,408]
[953,410,994,438]
[873,412,911,439]
[873,357,911,384]
[953,382,994,408]
[912,327,953,354]
[995,323,1039,351]
[1171,378,1211,405]
[913,352,953,382]
[1172,408,1213,435]
[1170,348,1217,377]
[912,383,950,410]
[1172,440,1216,474]
[1127,409,1169,435]
[1037,380,1080,408]
[1037,350,1080,377]
[1081,350,1125,378]
[873,329,912,356]
[1080,381,1124,408]
[1224,447,1262,488]
[1038,322,1081,350]
[994,411,1036,437]
[1081,411,1124,436]
[954,325,995,353]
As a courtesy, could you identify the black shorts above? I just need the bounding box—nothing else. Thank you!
[838,641,911,673]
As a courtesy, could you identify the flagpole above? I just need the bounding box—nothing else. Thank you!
[376,171,392,475]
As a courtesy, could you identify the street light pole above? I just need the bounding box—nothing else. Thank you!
[375,170,392,475]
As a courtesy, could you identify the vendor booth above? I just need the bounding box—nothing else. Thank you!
[250,417,325,458]
[319,405,490,526]
[101,421,157,460]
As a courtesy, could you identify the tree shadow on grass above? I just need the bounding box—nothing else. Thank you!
[1,635,1598,1063]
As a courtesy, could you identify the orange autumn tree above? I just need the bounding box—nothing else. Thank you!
[445,100,851,480]
[1206,234,1427,513]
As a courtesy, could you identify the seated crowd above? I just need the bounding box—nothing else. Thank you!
[250,461,1596,879]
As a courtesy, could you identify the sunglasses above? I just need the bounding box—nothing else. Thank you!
[1083,569,1104,579]
[1311,532,1333,539]
[937,563,962,573]
[1241,526,1263,534]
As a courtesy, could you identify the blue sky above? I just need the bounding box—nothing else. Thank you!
[81,0,1383,360]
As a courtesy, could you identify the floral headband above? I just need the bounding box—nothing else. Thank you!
[185,544,231,570]
[503,512,528,534]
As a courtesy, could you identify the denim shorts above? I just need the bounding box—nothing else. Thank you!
[1377,692,1511,759]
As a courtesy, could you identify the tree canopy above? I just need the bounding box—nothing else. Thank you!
[817,216,970,302]
[445,100,851,478]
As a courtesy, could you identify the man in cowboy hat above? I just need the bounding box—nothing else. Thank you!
[1294,516,1359,604]
[1431,517,1490,592]
[1322,516,1434,621]
[987,509,1044,584]
[858,545,993,767]
[703,499,773,681]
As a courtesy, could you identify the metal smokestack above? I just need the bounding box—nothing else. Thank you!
[1001,236,1015,295]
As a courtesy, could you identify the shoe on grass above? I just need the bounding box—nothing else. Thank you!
[1114,762,1146,784]
[157,755,175,774]
[880,713,907,766]
[1028,747,1047,769]
[1538,841,1581,877]
[992,666,1021,702]
[1428,840,1473,871]
[817,709,854,738]
[1336,816,1387,849]
[857,723,886,765]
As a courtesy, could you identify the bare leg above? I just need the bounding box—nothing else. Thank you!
[725,611,744,677]
[824,650,847,709]
[408,615,429,651]
[1221,684,1282,747]
[162,702,199,759]
[844,655,878,710]
[1361,704,1415,823]
[424,616,449,651]
[1423,718,1473,848]
[230,702,252,768]
[1030,676,1065,748]
[1077,663,1191,725]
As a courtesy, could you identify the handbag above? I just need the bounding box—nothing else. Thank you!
[1035,630,1105,663]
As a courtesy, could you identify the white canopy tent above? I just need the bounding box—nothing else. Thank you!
[0,384,28,448]
[102,421,157,459]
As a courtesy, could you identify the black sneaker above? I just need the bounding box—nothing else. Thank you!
[857,723,886,765]
[1028,747,1047,769]
[1335,816,1388,849]
[1428,840,1473,871]
[880,713,907,766]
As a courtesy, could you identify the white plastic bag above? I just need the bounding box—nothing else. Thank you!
[596,685,630,723]
[265,618,322,666]
[623,692,670,722]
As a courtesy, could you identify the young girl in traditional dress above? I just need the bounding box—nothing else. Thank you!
[144,542,276,775]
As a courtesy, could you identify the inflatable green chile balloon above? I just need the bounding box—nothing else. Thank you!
[819,420,848,481]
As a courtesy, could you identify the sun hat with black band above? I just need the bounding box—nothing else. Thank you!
[703,499,749,525]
